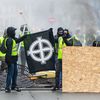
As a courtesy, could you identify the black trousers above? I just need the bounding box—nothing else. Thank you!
[55,59,62,88]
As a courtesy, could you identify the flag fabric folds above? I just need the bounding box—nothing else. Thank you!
[24,29,55,73]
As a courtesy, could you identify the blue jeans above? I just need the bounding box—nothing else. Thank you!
[6,62,18,89]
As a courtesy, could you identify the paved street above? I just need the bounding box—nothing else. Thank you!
[0,90,100,100]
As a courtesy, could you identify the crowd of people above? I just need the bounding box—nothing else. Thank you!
[0,25,99,93]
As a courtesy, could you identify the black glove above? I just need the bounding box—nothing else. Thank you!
[49,28,53,33]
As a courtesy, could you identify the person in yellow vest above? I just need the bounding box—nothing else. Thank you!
[53,27,66,91]
[5,27,27,93]
[63,29,82,46]
[19,25,30,75]
[0,36,7,72]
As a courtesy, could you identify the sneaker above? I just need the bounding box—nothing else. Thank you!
[11,87,21,92]
[5,89,11,93]
[52,87,56,91]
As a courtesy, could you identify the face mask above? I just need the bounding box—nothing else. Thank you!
[58,31,63,35]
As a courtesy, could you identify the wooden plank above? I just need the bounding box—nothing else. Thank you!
[62,47,100,92]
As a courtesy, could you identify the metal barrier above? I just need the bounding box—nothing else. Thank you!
[0,64,54,89]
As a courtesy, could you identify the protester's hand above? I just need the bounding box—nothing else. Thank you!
[49,28,53,33]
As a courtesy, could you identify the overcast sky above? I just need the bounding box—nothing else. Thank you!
[0,0,100,36]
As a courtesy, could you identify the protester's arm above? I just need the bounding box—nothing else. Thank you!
[14,35,27,43]
[63,35,73,46]
[6,38,13,63]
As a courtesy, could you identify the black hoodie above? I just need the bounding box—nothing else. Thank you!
[5,27,26,64]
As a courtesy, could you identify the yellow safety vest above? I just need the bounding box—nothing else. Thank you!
[67,35,80,46]
[20,32,30,47]
[0,37,5,57]
[58,37,66,59]
[5,38,18,56]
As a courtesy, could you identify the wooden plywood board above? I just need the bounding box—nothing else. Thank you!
[62,47,100,92]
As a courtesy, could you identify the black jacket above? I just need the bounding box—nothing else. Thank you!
[5,35,26,64]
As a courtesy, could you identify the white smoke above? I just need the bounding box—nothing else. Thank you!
[0,0,100,45]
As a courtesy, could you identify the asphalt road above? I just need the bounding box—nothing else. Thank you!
[0,90,100,100]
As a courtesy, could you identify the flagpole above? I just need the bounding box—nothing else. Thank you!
[17,11,30,58]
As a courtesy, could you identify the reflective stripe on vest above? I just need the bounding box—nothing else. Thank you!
[5,38,18,56]
[12,40,18,56]
[0,37,5,57]
[58,37,66,59]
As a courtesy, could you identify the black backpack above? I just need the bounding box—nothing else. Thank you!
[0,38,7,53]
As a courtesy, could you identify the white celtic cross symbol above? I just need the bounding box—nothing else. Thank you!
[27,37,54,64]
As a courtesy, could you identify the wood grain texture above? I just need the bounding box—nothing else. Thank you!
[62,47,100,92]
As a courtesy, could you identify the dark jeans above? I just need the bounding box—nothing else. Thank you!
[6,62,18,89]
[20,47,26,74]
[55,59,62,88]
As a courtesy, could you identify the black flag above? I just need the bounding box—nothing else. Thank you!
[24,29,55,73]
